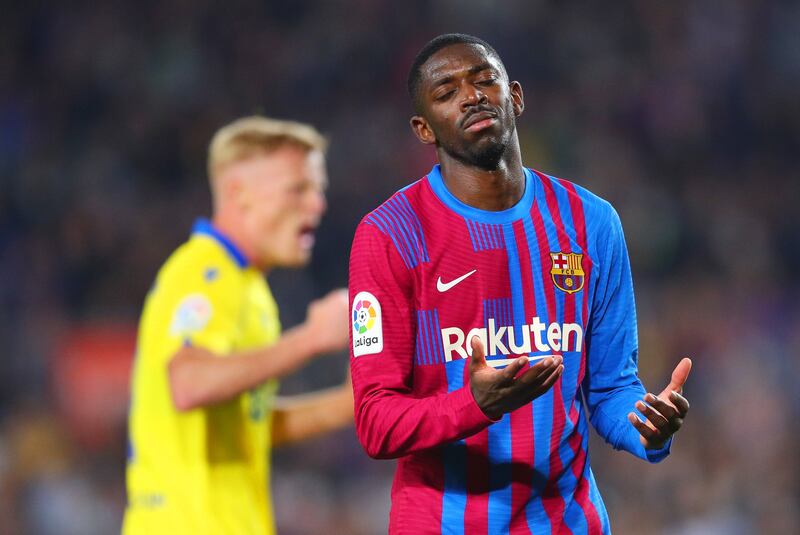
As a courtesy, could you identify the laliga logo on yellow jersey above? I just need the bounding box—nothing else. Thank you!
[352,291,383,357]
[169,293,213,336]
[550,252,585,294]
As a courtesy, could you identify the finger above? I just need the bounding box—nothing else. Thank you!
[644,393,677,420]
[501,356,532,381]
[646,394,685,434]
[665,357,692,394]
[517,361,563,399]
[331,288,349,299]
[628,412,661,442]
[669,390,690,417]
[328,288,350,307]
[516,364,563,405]
[468,336,488,374]
[635,400,669,432]
[536,364,563,392]
[517,355,560,385]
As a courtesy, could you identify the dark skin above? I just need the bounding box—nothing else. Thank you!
[410,44,526,211]
[409,43,691,447]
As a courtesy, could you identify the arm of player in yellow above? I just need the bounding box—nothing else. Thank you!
[271,376,354,447]
[168,289,348,411]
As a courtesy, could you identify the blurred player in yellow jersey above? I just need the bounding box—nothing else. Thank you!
[123,116,353,535]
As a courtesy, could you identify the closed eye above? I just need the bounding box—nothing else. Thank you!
[434,89,455,101]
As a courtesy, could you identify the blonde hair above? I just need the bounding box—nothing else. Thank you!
[208,116,327,179]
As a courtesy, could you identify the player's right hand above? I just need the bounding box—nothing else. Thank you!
[305,288,349,354]
[468,336,563,421]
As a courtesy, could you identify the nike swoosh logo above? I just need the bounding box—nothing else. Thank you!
[437,269,477,292]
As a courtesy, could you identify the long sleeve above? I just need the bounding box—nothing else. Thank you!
[348,221,493,459]
[582,204,671,463]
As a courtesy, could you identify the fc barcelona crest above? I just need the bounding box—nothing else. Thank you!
[550,252,585,294]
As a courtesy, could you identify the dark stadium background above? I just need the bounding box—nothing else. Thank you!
[1,1,798,533]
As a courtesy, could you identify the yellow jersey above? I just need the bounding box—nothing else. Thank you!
[123,219,280,535]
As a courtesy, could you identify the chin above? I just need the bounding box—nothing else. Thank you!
[474,133,512,166]
[280,251,311,268]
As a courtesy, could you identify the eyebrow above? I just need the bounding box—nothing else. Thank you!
[429,62,496,90]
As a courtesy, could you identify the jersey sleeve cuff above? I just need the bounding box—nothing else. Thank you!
[451,384,499,433]
[643,436,673,463]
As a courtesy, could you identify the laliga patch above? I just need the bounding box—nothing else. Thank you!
[352,291,383,357]
[170,293,213,336]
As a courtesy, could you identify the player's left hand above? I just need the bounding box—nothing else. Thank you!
[627,357,692,450]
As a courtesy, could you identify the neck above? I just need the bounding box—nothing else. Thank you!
[437,135,526,211]
[210,211,268,272]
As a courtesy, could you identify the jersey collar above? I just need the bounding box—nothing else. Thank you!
[426,164,536,224]
[192,218,249,269]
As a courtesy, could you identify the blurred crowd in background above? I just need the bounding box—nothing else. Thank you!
[1,1,799,534]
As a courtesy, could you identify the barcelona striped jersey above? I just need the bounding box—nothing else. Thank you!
[348,165,670,534]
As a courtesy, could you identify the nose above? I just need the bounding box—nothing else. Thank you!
[460,83,488,111]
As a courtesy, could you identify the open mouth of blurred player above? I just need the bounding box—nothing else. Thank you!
[298,224,317,250]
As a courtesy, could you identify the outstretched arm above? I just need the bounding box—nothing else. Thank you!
[169,289,348,411]
[583,204,690,461]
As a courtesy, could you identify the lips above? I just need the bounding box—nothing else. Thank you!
[298,224,317,249]
[462,108,497,132]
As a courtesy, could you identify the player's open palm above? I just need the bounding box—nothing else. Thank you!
[628,357,692,449]
[468,336,563,421]
[306,288,350,354]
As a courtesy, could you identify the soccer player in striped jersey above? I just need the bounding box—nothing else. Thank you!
[124,116,353,535]
[348,34,692,534]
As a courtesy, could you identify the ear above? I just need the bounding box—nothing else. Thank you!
[509,81,524,117]
[220,171,249,210]
[409,115,436,145]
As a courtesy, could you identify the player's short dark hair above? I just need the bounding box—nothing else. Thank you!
[407,33,505,111]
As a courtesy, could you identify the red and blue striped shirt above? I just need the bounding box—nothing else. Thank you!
[349,165,670,534]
